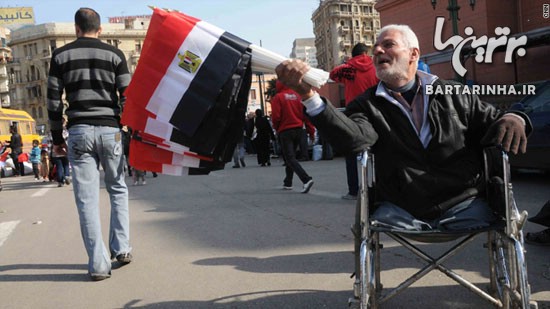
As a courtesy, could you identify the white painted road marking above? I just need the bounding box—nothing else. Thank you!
[0,220,20,247]
[31,188,49,197]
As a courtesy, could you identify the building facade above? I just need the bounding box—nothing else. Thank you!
[0,27,11,108]
[312,0,380,71]
[290,38,319,68]
[7,17,149,133]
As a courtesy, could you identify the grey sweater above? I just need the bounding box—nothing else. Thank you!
[47,37,131,145]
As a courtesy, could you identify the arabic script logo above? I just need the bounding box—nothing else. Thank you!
[433,17,527,77]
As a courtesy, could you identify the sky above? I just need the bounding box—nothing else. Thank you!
[3,0,320,57]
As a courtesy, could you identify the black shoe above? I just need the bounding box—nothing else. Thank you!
[89,272,111,281]
[267,162,271,166]
[153,172,158,178]
[232,165,240,168]
[116,252,133,264]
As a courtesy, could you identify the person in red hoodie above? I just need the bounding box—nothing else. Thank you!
[271,81,316,193]
[330,43,379,200]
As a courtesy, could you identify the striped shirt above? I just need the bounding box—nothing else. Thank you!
[47,37,131,145]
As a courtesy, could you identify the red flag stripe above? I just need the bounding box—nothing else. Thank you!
[124,8,200,109]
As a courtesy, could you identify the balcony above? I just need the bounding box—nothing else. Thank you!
[329,10,352,17]
[338,25,350,35]
[339,40,352,49]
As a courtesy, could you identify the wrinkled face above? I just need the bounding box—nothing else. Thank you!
[373,29,415,83]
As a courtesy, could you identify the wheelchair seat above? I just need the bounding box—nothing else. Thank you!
[369,222,505,243]
[349,146,536,309]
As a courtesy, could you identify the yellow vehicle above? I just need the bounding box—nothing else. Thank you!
[0,108,41,153]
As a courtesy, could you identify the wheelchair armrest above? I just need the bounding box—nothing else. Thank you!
[483,145,511,217]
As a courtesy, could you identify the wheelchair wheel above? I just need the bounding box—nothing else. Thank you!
[488,230,532,309]
[359,234,380,309]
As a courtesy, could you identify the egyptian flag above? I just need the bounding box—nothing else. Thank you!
[121,8,328,176]
[123,8,251,154]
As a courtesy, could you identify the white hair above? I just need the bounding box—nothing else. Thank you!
[378,24,419,49]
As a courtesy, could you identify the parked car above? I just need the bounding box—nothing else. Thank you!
[508,81,550,173]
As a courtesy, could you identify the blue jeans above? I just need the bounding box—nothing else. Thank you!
[67,125,130,275]
[53,156,70,183]
[371,197,497,231]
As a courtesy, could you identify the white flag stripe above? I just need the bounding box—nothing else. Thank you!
[162,164,185,176]
[172,153,201,168]
[146,20,225,117]
[0,220,20,248]
[158,143,190,155]
[145,117,173,141]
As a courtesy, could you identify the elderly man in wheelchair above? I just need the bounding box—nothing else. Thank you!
[276,24,536,308]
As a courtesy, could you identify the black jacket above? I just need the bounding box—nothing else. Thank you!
[310,78,532,218]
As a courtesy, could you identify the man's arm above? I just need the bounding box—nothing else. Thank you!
[276,59,378,155]
[114,49,131,110]
[329,64,345,83]
[481,112,531,154]
[46,54,65,146]
[465,92,531,154]
[270,95,281,132]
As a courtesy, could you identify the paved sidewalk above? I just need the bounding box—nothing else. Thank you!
[0,155,548,308]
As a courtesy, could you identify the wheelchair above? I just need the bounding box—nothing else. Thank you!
[348,146,537,309]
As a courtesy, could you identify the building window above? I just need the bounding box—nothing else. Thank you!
[50,40,57,52]
[38,106,43,118]
[135,40,142,53]
[249,89,256,100]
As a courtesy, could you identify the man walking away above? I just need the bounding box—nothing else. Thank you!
[47,7,132,281]
[330,43,379,200]
[271,81,315,193]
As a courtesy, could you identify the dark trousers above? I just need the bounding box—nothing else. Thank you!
[254,137,271,165]
[32,163,40,178]
[279,128,312,186]
[298,129,309,161]
[345,154,359,196]
[10,152,21,175]
[53,156,70,183]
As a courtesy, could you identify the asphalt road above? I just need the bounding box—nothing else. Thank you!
[0,155,548,308]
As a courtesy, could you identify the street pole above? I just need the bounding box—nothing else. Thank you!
[257,39,265,112]
[258,72,265,112]
[433,0,476,83]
